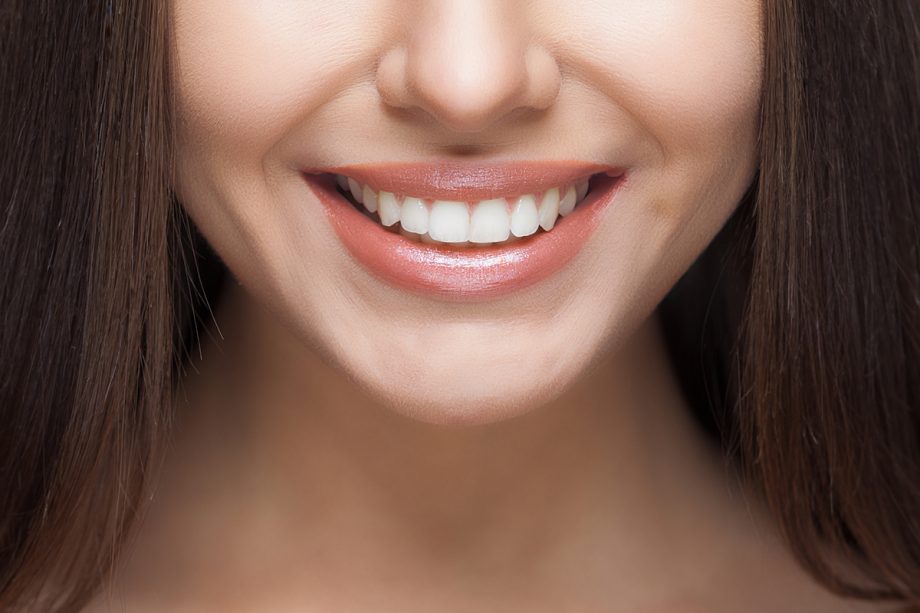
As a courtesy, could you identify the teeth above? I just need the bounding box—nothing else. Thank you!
[558,185,577,217]
[576,178,589,202]
[400,196,429,234]
[469,199,510,243]
[362,185,378,213]
[510,194,539,238]
[333,174,593,246]
[347,177,364,204]
[400,227,423,241]
[429,200,470,243]
[378,191,401,226]
[539,188,560,231]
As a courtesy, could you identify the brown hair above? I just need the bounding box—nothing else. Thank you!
[0,2,176,610]
[1,1,918,611]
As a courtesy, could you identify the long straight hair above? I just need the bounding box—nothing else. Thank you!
[1,1,919,611]
[1,2,176,610]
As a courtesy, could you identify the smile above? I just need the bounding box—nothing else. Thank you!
[303,161,626,302]
[334,173,590,246]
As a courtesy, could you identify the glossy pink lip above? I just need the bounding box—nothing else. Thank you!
[303,162,626,302]
[316,160,614,201]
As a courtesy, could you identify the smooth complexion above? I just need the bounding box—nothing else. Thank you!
[86,2,890,611]
[170,0,764,425]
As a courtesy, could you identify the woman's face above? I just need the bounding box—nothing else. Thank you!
[172,1,762,425]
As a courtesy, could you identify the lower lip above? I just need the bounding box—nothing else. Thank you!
[305,172,625,302]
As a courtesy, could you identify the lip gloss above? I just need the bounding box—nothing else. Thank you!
[303,161,626,302]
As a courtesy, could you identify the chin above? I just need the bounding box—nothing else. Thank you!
[349,361,572,428]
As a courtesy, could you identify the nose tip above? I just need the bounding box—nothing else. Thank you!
[376,2,561,133]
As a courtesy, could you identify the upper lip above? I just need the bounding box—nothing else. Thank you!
[305,161,622,201]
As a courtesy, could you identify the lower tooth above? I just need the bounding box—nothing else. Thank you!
[399,227,423,242]
[394,223,539,247]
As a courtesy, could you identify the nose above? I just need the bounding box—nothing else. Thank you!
[375,0,561,134]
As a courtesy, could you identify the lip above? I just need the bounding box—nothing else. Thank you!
[316,160,614,201]
[303,161,626,302]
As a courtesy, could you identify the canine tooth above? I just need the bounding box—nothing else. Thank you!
[559,185,577,217]
[510,194,539,238]
[347,177,364,204]
[378,191,401,226]
[429,200,470,243]
[362,185,378,213]
[336,174,349,191]
[539,188,560,231]
[576,179,589,202]
[400,196,429,234]
[469,199,511,243]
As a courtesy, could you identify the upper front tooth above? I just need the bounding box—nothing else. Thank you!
[510,194,539,238]
[400,196,429,234]
[347,177,364,204]
[469,198,511,243]
[558,185,577,217]
[336,174,349,191]
[429,200,470,243]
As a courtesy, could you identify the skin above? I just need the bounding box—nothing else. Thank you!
[86,1,896,611]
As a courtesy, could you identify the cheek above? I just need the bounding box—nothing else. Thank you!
[626,4,762,135]
[171,2,363,155]
[575,1,763,164]
[169,3,364,291]
[570,2,763,323]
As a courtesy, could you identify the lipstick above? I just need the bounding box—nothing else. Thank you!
[303,161,626,302]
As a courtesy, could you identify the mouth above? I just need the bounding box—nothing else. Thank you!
[302,161,626,302]
[329,167,600,247]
